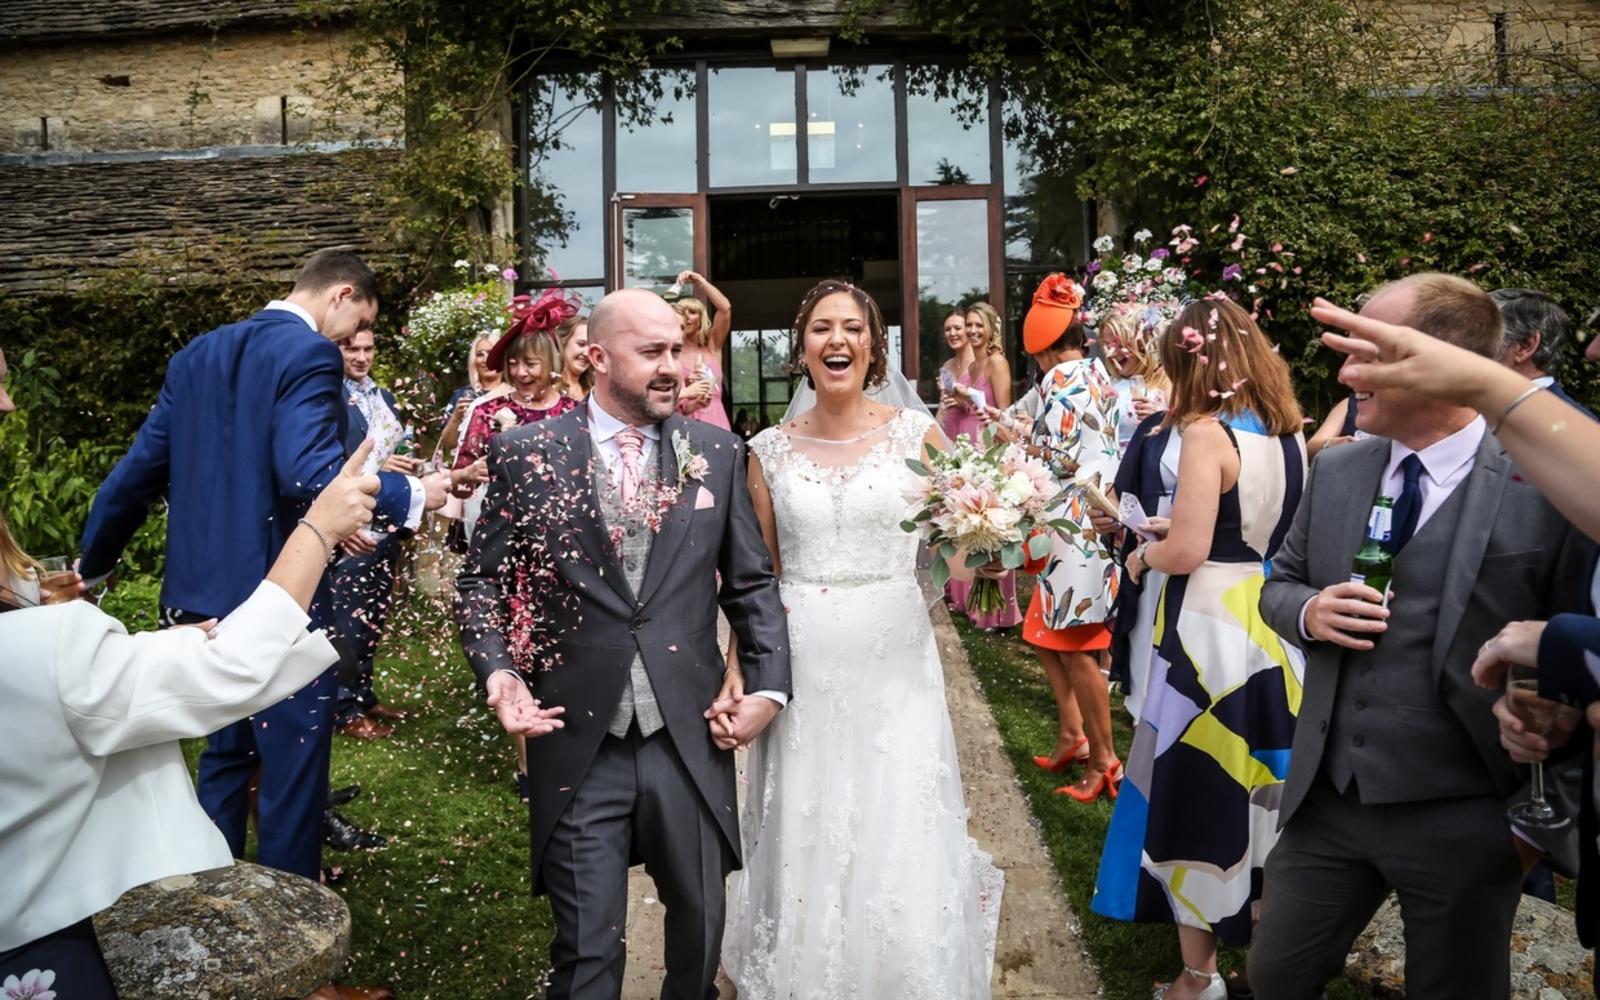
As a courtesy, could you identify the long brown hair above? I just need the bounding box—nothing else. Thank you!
[1160,297,1302,435]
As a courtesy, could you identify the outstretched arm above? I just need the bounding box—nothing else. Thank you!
[79,377,175,581]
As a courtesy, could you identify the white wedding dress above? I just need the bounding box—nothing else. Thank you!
[723,407,1004,999]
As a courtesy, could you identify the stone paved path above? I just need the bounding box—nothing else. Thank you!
[620,607,1100,998]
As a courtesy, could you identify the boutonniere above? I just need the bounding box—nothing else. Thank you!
[671,429,711,487]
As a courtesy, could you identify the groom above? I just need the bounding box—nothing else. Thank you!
[456,288,790,999]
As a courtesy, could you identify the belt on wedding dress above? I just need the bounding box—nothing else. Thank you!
[781,572,910,589]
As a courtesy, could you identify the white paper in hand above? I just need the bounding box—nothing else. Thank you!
[1119,491,1163,542]
[958,384,988,410]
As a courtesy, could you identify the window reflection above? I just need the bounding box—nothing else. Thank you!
[905,71,991,186]
[805,64,897,184]
[708,67,798,188]
[728,328,795,431]
[621,206,695,291]
[916,199,989,397]
[616,69,698,193]
[527,74,604,281]
[1003,96,1088,267]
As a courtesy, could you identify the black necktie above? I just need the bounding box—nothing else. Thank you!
[1391,453,1425,551]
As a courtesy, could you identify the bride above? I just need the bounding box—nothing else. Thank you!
[719,279,1003,998]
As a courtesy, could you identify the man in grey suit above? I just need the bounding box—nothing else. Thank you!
[1251,274,1594,999]
[456,289,790,1000]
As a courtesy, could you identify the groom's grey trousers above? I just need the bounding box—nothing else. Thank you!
[540,726,734,1000]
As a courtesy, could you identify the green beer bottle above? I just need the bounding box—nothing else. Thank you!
[1350,495,1394,605]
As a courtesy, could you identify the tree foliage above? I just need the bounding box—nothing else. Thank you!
[871,0,1600,409]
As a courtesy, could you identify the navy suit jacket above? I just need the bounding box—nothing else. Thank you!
[1107,411,1173,694]
[79,308,412,620]
[1549,380,1599,423]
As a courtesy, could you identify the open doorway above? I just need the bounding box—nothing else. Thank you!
[709,191,901,433]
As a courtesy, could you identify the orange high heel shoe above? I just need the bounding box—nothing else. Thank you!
[1032,736,1090,774]
[1057,759,1123,802]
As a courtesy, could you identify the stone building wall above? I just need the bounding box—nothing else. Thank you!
[0,26,392,155]
[1388,0,1600,82]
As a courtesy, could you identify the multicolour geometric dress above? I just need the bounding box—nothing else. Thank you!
[1091,423,1306,946]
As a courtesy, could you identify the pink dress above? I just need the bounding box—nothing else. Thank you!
[939,366,1024,630]
[679,354,731,431]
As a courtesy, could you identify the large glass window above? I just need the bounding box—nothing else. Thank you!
[708,67,798,188]
[616,69,699,193]
[916,198,990,397]
[620,206,695,291]
[805,64,897,184]
[527,74,605,281]
[905,72,991,187]
[728,328,795,431]
[1003,96,1088,267]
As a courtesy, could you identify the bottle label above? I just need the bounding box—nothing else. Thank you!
[1367,504,1392,543]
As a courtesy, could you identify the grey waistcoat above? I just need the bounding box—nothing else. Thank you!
[595,444,666,738]
[1323,483,1494,803]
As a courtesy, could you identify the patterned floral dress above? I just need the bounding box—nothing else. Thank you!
[1091,423,1306,946]
[453,393,578,468]
[1023,357,1123,648]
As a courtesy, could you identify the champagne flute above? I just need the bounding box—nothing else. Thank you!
[1505,663,1578,830]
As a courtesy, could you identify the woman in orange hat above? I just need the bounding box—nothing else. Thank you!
[993,274,1125,800]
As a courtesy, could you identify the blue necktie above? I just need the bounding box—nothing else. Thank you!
[1391,454,1425,551]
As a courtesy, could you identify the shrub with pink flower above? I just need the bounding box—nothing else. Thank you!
[901,431,1074,617]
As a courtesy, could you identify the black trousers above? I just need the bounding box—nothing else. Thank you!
[1249,778,1523,1000]
[0,918,119,998]
[539,728,733,1000]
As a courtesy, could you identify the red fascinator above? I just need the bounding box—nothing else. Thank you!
[486,288,581,371]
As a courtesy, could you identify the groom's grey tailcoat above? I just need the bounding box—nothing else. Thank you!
[1260,433,1592,844]
[455,407,790,889]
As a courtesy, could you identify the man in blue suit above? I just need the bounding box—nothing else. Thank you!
[79,250,449,883]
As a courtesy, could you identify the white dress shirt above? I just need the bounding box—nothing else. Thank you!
[1299,416,1486,640]
[263,300,425,529]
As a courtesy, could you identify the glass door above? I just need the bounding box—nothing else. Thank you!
[904,187,1001,400]
[610,193,708,294]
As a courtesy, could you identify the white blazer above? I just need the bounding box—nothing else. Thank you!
[0,581,337,951]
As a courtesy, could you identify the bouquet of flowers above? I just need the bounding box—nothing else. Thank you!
[901,430,1077,617]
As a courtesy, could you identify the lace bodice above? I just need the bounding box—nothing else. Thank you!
[749,408,934,589]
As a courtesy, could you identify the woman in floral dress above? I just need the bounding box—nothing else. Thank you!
[994,275,1124,799]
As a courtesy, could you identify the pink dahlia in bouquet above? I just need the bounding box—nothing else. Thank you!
[901,429,1076,617]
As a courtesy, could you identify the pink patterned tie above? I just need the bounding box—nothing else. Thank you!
[615,427,645,504]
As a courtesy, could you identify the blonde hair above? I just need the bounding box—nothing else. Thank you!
[0,506,37,586]
[1098,305,1172,398]
[468,334,498,391]
[965,301,1005,356]
[1160,298,1303,436]
[673,298,712,346]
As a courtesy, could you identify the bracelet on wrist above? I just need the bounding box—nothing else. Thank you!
[1491,384,1546,434]
[297,517,337,562]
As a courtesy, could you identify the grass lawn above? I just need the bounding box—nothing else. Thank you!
[955,617,1371,1000]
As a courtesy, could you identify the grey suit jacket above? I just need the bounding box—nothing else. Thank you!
[455,407,791,890]
[1260,433,1593,864]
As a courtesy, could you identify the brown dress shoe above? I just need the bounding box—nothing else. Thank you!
[339,715,394,741]
[366,703,408,721]
[301,984,395,1000]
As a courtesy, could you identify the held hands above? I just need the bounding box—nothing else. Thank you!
[704,668,779,750]
[340,531,379,557]
[1303,581,1390,651]
[486,671,566,738]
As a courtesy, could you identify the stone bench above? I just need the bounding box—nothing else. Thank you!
[1345,893,1593,998]
[94,862,350,1000]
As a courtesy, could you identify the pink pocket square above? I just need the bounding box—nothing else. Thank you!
[694,487,717,510]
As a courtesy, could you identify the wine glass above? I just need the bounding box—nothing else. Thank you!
[38,555,78,606]
[1505,663,1579,830]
